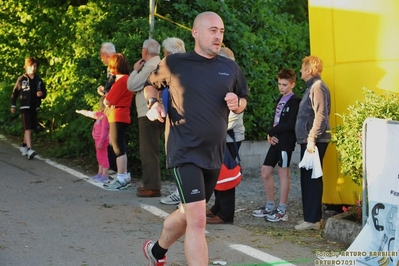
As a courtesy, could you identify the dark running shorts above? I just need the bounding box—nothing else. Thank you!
[170,163,220,204]
[109,122,128,157]
[263,145,292,168]
[21,110,38,131]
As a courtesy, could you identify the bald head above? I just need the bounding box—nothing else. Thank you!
[193,11,222,28]
[192,11,224,59]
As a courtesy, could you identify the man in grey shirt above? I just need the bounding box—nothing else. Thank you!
[127,39,162,197]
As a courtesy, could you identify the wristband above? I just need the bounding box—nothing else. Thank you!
[147,97,159,109]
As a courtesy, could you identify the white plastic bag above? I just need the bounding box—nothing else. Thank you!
[298,146,323,179]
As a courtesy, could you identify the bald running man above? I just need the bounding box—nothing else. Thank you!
[142,11,249,265]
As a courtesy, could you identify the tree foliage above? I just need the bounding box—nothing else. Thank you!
[0,0,309,177]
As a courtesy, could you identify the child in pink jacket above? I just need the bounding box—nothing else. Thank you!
[76,96,110,183]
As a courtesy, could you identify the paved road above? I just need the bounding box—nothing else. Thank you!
[0,135,316,266]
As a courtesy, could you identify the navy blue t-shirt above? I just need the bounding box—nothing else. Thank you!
[146,51,249,170]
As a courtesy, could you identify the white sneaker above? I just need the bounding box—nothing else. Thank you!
[27,149,36,160]
[103,179,129,190]
[20,146,28,156]
[160,189,180,205]
[252,206,274,218]
[294,221,320,230]
[265,208,288,222]
[125,172,131,187]
[143,239,167,265]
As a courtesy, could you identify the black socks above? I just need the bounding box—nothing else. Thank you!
[152,241,168,260]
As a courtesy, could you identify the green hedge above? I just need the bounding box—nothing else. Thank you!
[0,0,309,178]
[331,89,399,185]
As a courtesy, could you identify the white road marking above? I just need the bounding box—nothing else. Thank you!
[38,156,106,188]
[230,244,297,265]
[140,204,170,219]
[3,134,105,189]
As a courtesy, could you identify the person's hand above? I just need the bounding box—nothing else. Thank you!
[133,59,145,72]
[307,140,315,153]
[146,102,166,123]
[36,91,43,97]
[76,110,88,116]
[11,107,16,114]
[267,135,279,146]
[97,86,105,96]
[224,92,239,111]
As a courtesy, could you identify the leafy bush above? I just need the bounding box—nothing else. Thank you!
[331,89,399,185]
[0,0,309,178]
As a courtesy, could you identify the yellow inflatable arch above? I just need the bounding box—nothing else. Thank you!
[308,0,399,205]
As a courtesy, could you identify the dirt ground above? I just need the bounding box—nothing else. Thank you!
[211,165,349,252]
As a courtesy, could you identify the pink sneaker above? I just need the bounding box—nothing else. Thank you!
[94,175,110,183]
[142,240,167,266]
[90,174,101,180]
